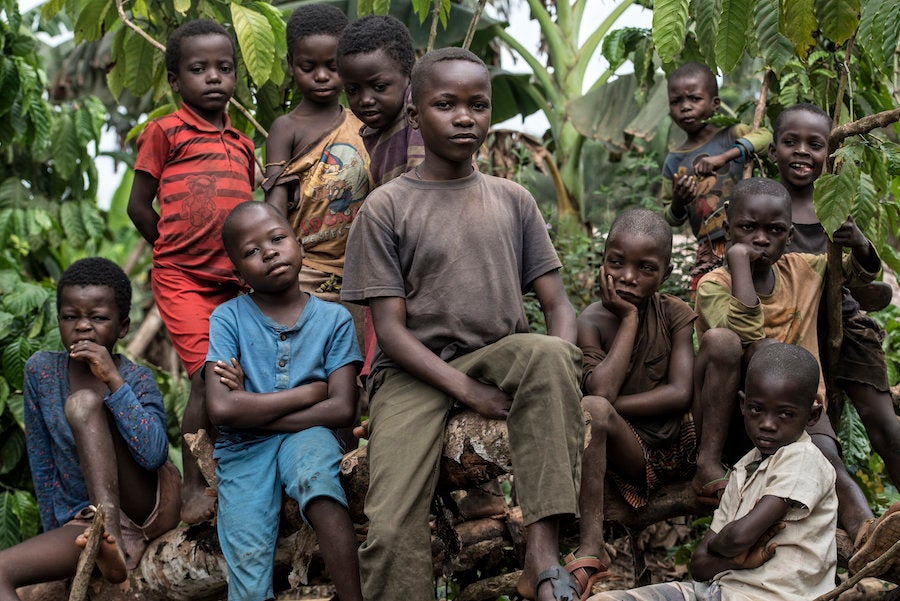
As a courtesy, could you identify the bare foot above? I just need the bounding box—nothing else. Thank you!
[180,485,217,524]
[692,462,728,498]
[76,528,127,583]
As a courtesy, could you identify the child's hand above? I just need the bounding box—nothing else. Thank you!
[459,377,513,420]
[68,340,123,391]
[725,242,765,267]
[694,153,729,176]
[832,216,868,250]
[599,265,639,318]
[730,521,785,570]
[672,174,697,207]
[214,358,246,391]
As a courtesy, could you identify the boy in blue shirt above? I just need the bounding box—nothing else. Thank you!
[205,201,362,601]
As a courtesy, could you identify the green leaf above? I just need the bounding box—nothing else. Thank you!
[0,375,9,415]
[231,2,276,86]
[60,201,87,248]
[815,0,860,45]
[8,393,24,431]
[754,0,794,71]
[602,28,650,72]
[853,172,878,231]
[857,0,885,66]
[12,491,39,541]
[73,0,113,44]
[881,2,900,71]
[374,0,391,16]
[652,0,690,63]
[173,0,191,14]
[81,201,106,243]
[0,492,21,550]
[714,0,752,73]
[692,0,720,70]
[814,171,857,237]
[124,34,156,97]
[783,0,818,60]
[28,95,51,149]
[0,428,24,475]
[2,282,50,316]
[50,113,79,180]
[1,338,33,391]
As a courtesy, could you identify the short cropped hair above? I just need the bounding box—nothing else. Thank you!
[746,343,820,407]
[668,61,718,97]
[286,4,348,60]
[57,257,132,319]
[410,47,488,103]
[221,201,292,262]
[166,19,236,74]
[606,208,673,265]
[336,15,415,76]
[727,177,791,219]
[773,102,831,140]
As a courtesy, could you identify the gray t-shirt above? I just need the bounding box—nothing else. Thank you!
[341,170,561,375]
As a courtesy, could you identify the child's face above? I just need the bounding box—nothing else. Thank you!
[168,33,236,124]
[668,74,720,135]
[724,195,792,266]
[228,205,303,293]
[291,34,341,106]
[340,49,409,131]
[603,233,672,307]
[58,285,129,353]
[408,60,491,167]
[770,110,830,190]
[740,376,819,456]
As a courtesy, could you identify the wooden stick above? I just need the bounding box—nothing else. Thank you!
[68,505,106,601]
[830,106,900,150]
[184,429,218,493]
[125,303,162,359]
[462,0,488,50]
[812,537,900,601]
[427,0,441,52]
[743,70,769,179]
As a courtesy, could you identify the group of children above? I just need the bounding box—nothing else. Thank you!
[0,7,896,601]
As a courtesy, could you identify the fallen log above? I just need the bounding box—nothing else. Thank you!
[19,410,715,600]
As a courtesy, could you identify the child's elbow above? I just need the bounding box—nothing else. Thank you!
[332,398,357,428]
[206,398,233,427]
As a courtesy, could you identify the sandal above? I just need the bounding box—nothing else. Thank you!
[697,468,731,507]
[534,565,580,601]
[563,551,612,600]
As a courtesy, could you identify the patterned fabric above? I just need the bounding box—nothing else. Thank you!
[24,352,168,530]
[262,108,371,275]
[134,103,255,283]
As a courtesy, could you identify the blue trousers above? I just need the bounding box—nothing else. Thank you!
[216,427,347,601]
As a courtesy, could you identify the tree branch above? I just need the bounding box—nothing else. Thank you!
[462,0,488,50]
[829,106,900,149]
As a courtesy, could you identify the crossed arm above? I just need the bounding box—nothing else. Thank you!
[205,359,358,432]
[691,495,789,581]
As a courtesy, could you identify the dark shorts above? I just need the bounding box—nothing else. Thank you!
[610,414,698,508]
[834,313,889,392]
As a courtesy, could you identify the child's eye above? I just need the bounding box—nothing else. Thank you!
[244,247,259,257]
[435,100,451,109]
[191,67,204,74]
[273,234,286,243]
[473,101,490,111]
[92,315,110,322]
[640,264,657,272]
[60,315,77,321]
[344,85,358,95]
[373,83,387,92]
[220,64,233,73]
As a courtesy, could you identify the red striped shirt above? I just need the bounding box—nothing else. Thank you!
[135,104,255,283]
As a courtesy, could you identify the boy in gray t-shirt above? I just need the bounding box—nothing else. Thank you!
[342,48,585,601]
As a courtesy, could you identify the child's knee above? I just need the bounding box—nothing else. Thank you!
[699,328,742,364]
[581,395,616,434]
[64,388,105,423]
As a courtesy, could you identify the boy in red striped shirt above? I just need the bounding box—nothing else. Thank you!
[127,19,255,524]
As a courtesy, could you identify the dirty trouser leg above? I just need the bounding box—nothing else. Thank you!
[358,369,451,601]
[451,333,583,524]
[588,580,716,601]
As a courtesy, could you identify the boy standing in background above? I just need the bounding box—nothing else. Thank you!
[662,62,771,292]
[127,19,255,524]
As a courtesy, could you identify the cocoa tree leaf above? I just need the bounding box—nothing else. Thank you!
[816,0,860,45]
[715,0,752,73]
[652,0,690,63]
[754,0,794,71]
[783,0,818,60]
[231,2,275,86]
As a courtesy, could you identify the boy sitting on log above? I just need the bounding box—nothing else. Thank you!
[569,209,698,600]
[0,258,179,598]
[342,47,585,601]
[205,202,363,601]
[590,343,838,601]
